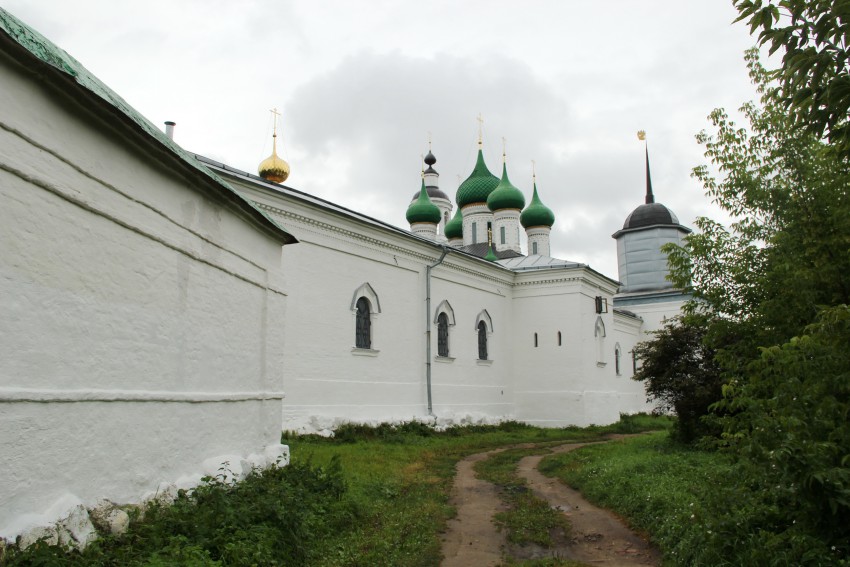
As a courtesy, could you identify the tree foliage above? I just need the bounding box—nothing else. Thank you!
[667,49,850,355]
[660,46,850,561]
[632,317,722,443]
[734,0,850,157]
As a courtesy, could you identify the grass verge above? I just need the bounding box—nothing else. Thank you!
[1,415,669,567]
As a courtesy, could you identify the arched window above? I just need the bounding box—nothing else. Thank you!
[534,332,538,347]
[557,331,562,346]
[355,297,371,349]
[437,312,449,357]
[477,321,488,360]
[532,241,538,255]
[595,317,606,366]
[614,343,622,376]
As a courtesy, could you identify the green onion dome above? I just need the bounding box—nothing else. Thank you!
[406,179,441,224]
[520,181,555,228]
[444,207,463,239]
[456,149,499,208]
[487,162,526,211]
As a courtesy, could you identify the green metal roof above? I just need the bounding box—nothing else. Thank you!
[0,8,296,244]
[406,179,441,224]
[487,162,526,211]
[456,148,499,208]
[520,181,555,228]
[444,207,463,239]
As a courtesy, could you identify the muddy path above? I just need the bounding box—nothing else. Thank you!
[440,438,660,566]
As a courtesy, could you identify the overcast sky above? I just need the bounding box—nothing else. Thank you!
[5,1,767,278]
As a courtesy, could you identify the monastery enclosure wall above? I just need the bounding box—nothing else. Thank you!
[0,50,289,539]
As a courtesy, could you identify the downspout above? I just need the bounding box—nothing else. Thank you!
[425,245,449,416]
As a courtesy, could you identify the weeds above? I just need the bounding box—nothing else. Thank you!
[3,414,667,567]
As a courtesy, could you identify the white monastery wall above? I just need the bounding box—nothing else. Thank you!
[0,53,288,538]
[233,180,522,430]
[427,262,514,418]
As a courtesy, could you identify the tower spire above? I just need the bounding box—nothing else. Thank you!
[637,130,654,204]
[476,113,484,147]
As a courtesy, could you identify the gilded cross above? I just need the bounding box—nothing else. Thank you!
[476,113,484,145]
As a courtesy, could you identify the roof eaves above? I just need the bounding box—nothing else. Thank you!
[0,8,296,245]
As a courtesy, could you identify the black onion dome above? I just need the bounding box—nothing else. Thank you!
[411,187,450,201]
[621,202,680,230]
[424,151,436,166]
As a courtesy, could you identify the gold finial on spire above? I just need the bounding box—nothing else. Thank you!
[531,159,537,181]
[637,130,646,141]
[428,131,432,151]
[258,107,290,183]
[502,136,507,160]
[488,226,493,246]
[476,113,484,146]
[421,154,425,177]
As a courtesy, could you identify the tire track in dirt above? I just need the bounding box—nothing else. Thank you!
[440,438,660,566]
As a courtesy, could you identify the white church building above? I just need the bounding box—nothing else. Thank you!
[0,7,690,545]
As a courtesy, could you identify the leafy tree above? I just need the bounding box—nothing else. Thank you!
[734,0,850,157]
[712,305,850,562]
[666,49,850,361]
[663,47,850,562]
[632,316,722,443]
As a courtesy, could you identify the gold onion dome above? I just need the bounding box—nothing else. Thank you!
[258,133,290,183]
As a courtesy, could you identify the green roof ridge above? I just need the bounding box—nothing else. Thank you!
[520,181,555,228]
[0,8,295,243]
[406,178,441,224]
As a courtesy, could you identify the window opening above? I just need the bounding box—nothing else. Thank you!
[615,345,622,375]
[355,297,371,349]
[532,241,538,255]
[534,332,538,347]
[557,331,562,346]
[477,321,488,360]
[472,221,477,244]
[437,312,449,357]
[500,226,506,244]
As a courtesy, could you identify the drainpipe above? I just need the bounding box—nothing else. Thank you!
[425,246,449,416]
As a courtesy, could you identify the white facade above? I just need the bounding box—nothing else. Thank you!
[526,226,552,257]
[220,165,660,434]
[1,15,293,541]
[493,209,522,253]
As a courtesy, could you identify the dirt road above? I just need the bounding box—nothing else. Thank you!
[440,439,660,566]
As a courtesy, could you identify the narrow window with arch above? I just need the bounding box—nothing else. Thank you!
[355,297,371,349]
[534,332,538,347]
[472,221,478,244]
[614,344,622,376]
[557,331,562,346]
[532,241,538,255]
[437,312,449,357]
[477,321,488,360]
[500,226,506,244]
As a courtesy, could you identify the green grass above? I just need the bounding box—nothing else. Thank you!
[538,431,732,566]
[1,415,669,567]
